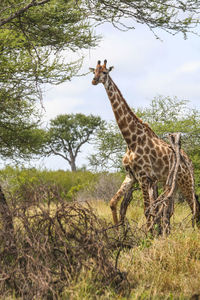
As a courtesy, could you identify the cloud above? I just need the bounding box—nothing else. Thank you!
[177,61,200,74]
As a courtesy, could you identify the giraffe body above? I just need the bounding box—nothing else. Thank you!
[90,60,200,227]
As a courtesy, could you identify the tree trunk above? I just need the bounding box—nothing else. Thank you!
[70,159,77,172]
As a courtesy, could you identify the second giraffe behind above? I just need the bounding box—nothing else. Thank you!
[89,59,200,229]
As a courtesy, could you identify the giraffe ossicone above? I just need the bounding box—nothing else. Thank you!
[90,59,200,229]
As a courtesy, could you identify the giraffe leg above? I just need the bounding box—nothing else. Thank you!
[140,178,152,231]
[139,177,161,233]
[120,186,135,224]
[110,174,134,225]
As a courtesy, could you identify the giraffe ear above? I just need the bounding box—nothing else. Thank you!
[108,66,114,72]
[89,68,95,73]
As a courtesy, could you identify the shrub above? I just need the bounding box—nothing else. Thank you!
[0,167,99,205]
[0,196,143,299]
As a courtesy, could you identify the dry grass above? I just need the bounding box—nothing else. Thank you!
[1,186,200,300]
[89,200,200,299]
[121,229,200,299]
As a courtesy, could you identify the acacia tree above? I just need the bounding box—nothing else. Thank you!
[45,114,104,171]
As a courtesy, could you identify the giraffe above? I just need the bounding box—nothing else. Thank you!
[89,59,200,229]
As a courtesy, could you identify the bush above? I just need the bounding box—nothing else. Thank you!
[0,167,130,205]
[0,167,99,205]
[0,195,143,299]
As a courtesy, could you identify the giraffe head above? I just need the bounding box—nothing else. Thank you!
[89,59,114,85]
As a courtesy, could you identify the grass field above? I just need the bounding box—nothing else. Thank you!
[1,197,200,299]
[69,200,200,300]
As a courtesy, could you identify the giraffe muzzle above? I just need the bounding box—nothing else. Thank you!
[92,78,99,85]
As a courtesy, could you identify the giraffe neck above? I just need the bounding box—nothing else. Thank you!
[103,75,147,148]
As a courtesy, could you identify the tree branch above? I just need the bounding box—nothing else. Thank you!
[49,147,71,164]
[0,0,51,27]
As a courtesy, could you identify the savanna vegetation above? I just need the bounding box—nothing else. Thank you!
[1,167,200,299]
[1,0,200,299]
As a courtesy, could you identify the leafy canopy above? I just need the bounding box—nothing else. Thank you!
[0,0,98,160]
[83,0,200,37]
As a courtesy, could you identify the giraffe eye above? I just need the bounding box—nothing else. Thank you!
[103,71,107,74]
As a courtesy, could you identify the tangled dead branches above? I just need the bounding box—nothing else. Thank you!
[0,195,143,299]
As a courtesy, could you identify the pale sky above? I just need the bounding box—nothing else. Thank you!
[34,22,200,170]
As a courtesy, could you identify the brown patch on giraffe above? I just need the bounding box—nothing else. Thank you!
[142,135,147,143]
[114,110,120,121]
[110,95,116,102]
[151,149,157,157]
[137,158,144,165]
[112,101,119,109]
[157,158,164,169]
[125,138,131,144]
[163,155,168,163]
[122,129,131,137]
[127,115,132,123]
[144,146,150,154]
[137,129,143,135]
[137,123,143,130]
[140,136,147,146]
[108,91,112,97]
[137,147,144,155]
[184,174,189,181]
[129,121,136,132]
[117,94,121,101]
[118,107,123,115]
[137,136,142,145]
[150,155,156,162]
[122,103,127,114]
[118,117,127,128]
[133,164,138,172]
[143,155,150,163]
[129,143,136,151]
[155,146,162,157]
[131,134,137,142]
